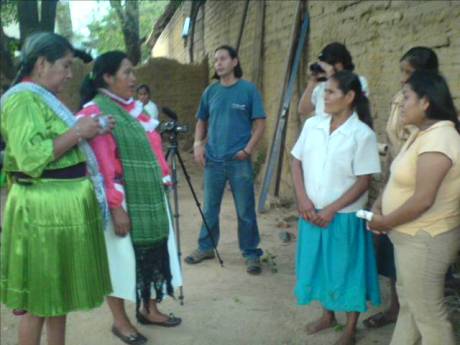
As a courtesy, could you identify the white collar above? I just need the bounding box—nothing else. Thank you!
[98,88,134,105]
[315,112,359,135]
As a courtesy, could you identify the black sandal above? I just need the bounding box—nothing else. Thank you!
[136,312,182,327]
[111,325,147,345]
[362,312,396,329]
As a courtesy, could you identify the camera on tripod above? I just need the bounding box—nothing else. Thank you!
[160,107,188,135]
[159,121,188,134]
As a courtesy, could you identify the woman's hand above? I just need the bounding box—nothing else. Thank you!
[316,206,336,228]
[367,214,391,235]
[234,149,250,161]
[111,207,131,237]
[75,116,101,140]
[97,115,116,134]
[318,61,335,78]
[75,116,116,141]
[297,195,320,223]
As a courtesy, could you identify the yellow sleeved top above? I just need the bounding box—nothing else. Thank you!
[1,91,85,178]
[382,121,460,236]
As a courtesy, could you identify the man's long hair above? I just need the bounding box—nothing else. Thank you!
[212,45,243,79]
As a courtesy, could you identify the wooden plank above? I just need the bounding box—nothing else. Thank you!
[250,0,266,89]
[258,0,302,212]
[235,0,250,52]
[258,1,310,212]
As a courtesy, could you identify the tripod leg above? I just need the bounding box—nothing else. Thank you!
[175,151,224,266]
[167,152,185,305]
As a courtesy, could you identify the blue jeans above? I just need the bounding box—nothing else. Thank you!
[198,158,262,259]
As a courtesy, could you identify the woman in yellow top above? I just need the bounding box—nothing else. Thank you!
[363,47,439,329]
[368,71,460,345]
[0,32,112,345]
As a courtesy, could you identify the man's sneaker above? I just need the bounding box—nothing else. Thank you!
[245,257,262,275]
[184,248,215,264]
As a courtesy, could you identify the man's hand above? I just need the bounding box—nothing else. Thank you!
[194,143,206,167]
[111,207,131,237]
[234,149,250,161]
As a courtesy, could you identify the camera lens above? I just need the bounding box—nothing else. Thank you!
[309,62,325,74]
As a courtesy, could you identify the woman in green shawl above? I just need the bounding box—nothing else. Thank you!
[78,51,182,345]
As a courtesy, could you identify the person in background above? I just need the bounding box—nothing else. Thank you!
[136,84,159,120]
[79,51,182,345]
[298,42,369,119]
[0,32,112,345]
[363,46,439,329]
[292,70,381,345]
[368,71,460,345]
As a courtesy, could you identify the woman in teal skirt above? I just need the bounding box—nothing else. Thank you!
[0,33,112,345]
[291,70,381,345]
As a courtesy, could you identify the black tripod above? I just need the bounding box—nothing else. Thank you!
[164,129,224,305]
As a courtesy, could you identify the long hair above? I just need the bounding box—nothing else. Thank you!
[319,42,355,71]
[12,32,74,85]
[79,51,128,108]
[407,71,459,133]
[331,70,373,129]
[212,45,243,79]
[400,47,439,72]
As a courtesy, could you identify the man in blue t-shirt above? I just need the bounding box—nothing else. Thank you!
[184,45,266,275]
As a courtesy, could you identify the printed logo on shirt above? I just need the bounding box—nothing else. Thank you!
[231,103,247,111]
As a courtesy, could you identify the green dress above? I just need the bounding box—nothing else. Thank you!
[0,91,112,317]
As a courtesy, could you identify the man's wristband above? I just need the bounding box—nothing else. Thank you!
[243,149,250,156]
[193,140,203,148]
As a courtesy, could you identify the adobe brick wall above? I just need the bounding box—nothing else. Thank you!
[57,57,207,149]
[153,0,460,202]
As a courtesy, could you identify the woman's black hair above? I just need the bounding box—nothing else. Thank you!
[136,84,150,94]
[12,32,74,85]
[319,42,355,71]
[400,47,439,72]
[212,45,243,79]
[406,71,459,133]
[79,50,128,108]
[331,70,373,129]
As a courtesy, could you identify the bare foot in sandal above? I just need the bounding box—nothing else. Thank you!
[305,315,337,334]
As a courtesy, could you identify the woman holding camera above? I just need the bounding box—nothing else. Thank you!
[78,51,182,345]
[298,42,368,118]
[0,32,112,345]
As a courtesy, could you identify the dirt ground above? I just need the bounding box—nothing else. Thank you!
[0,153,457,345]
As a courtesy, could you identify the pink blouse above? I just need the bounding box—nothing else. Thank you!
[77,94,170,209]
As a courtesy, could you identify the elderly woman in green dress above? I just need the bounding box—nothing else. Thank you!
[0,32,112,345]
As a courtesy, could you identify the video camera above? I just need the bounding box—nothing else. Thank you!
[159,107,188,135]
[309,63,327,82]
